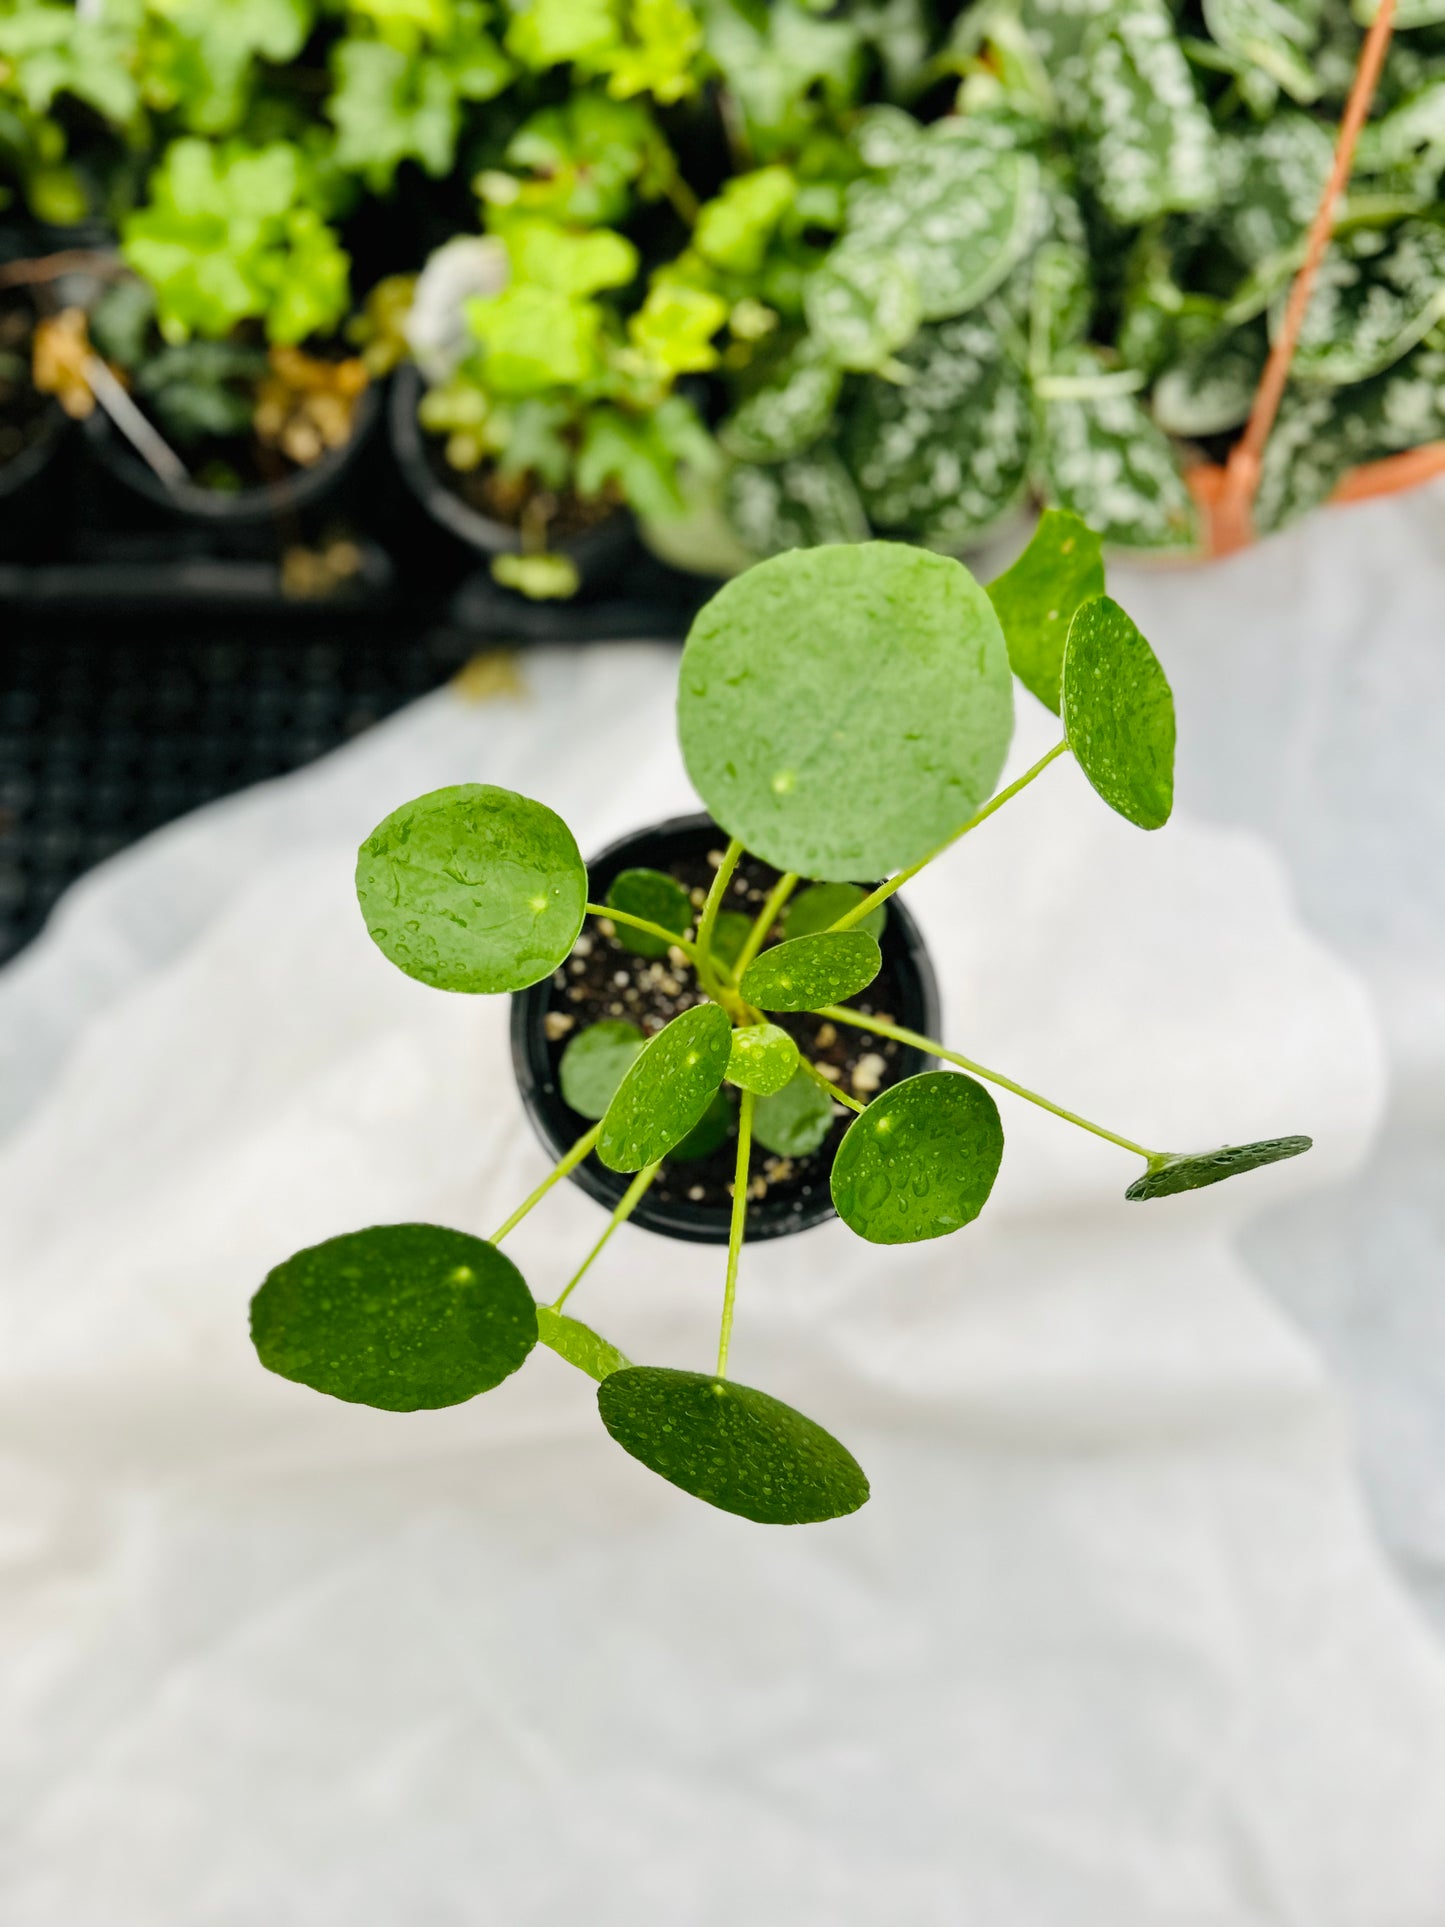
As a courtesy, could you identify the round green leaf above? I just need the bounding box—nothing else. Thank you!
[1061,595,1176,830]
[753,1067,836,1157]
[597,1367,870,1524]
[830,1071,1003,1244]
[1125,1136,1313,1200]
[356,784,586,994]
[598,1001,734,1172]
[740,930,881,1012]
[726,1023,800,1096]
[669,1087,734,1161]
[803,246,922,371]
[679,543,1015,881]
[986,507,1106,716]
[606,867,693,959]
[250,1223,537,1412]
[536,1305,630,1380]
[559,1020,647,1120]
[783,882,886,944]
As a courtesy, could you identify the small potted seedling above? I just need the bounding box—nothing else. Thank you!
[251,515,1312,1526]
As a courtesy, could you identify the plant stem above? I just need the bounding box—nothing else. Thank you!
[552,1164,659,1311]
[490,1123,602,1244]
[796,1051,865,1113]
[716,1088,755,1379]
[733,871,798,981]
[694,837,744,1003]
[586,902,704,970]
[830,741,1070,932]
[815,1007,1160,1162]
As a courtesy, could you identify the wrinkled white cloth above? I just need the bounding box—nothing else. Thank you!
[3,499,1445,1924]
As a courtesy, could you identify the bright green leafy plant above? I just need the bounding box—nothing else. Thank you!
[253,517,1313,1525]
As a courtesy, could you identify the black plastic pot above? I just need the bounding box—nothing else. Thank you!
[389,362,635,592]
[0,398,69,559]
[511,813,940,1245]
[82,371,384,531]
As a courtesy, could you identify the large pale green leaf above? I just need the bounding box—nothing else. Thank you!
[536,1305,630,1380]
[606,866,693,959]
[1126,1136,1313,1199]
[1284,221,1445,386]
[559,1021,647,1121]
[679,543,1015,880]
[841,311,1034,549]
[1061,596,1175,830]
[356,784,586,994]
[986,507,1105,714]
[740,931,882,1012]
[1038,350,1200,553]
[752,1067,837,1157]
[830,1071,1003,1244]
[598,1002,734,1171]
[251,1224,536,1412]
[726,1023,801,1096]
[597,1367,870,1523]
[839,135,1041,321]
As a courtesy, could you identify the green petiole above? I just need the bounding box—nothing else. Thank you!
[796,1050,865,1114]
[815,1006,1160,1163]
[829,740,1069,933]
[694,836,745,1003]
[715,1087,755,1379]
[553,1163,660,1310]
[491,1122,602,1244]
[733,870,799,981]
[586,902,705,970]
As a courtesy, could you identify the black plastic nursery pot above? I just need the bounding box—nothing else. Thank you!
[389,362,635,593]
[82,370,385,531]
[511,813,940,1245]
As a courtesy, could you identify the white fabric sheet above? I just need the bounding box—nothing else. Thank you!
[3,496,1445,1923]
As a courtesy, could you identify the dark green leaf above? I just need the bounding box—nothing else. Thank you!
[1080,1,1220,226]
[668,1087,735,1161]
[1284,221,1445,387]
[1125,1136,1313,1199]
[710,910,753,972]
[606,866,693,958]
[803,245,922,371]
[356,783,586,994]
[1038,349,1200,553]
[597,1367,870,1523]
[1061,596,1175,830]
[723,446,871,559]
[679,543,1015,881]
[250,1224,536,1412]
[741,931,882,1012]
[753,1067,836,1157]
[986,508,1105,715]
[720,333,843,465]
[726,1023,801,1096]
[830,1071,1003,1244]
[536,1305,630,1379]
[1215,115,1333,267]
[599,1002,734,1171]
[559,1020,646,1120]
[783,882,886,943]
[1153,326,1267,438]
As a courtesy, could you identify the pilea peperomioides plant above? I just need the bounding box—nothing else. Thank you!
[250,513,1312,1526]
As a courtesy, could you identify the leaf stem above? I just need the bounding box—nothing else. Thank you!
[695,836,744,1003]
[830,740,1070,932]
[814,1007,1160,1162]
[733,870,798,981]
[552,1164,659,1310]
[490,1123,601,1244]
[716,1088,754,1379]
[796,1050,865,1113]
[586,902,704,970]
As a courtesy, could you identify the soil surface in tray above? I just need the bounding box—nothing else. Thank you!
[538,845,914,1217]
